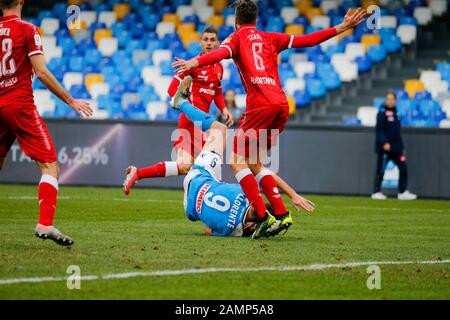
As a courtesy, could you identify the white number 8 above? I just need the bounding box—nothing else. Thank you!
[204,192,230,212]
[0,39,16,77]
[252,42,265,71]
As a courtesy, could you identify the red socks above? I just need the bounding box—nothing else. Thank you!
[235,169,267,219]
[38,175,58,226]
[257,169,287,216]
[137,161,179,179]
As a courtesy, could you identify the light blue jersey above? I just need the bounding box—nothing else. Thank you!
[184,152,250,237]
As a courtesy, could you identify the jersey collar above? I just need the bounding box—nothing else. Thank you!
[236,24,256,33]
[0,15,19,22]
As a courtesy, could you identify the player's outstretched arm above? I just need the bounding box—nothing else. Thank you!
[30,55,93,118]
[172,46,230,74]
[270,171,316,212]
[290,7,367,48]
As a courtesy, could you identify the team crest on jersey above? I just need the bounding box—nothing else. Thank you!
[196,183,211,213]
[34,34,42,46]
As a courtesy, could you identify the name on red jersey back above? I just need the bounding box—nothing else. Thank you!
[0,15,44,108]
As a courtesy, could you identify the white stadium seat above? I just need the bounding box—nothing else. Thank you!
[345,43,365,61]
[98,37,118,57]
[89,83,110,100]
[176,5,195,21]
[195,6,214,22]
[34,90,56,115]
[414,7,432,26]
[192,0,208,10]
[420,70,442,89]
[80,11,98,27]
[320,34,339,51]
[428,81,449,99]
[357,106,378,127]
[285,78,306,96]
[41,18,60,35]
[331,54,358,82]
[141,66,161,85]
[98,11,117,28]
[321,0,338,13]
[442,99,450,115]
[311,16,331,29]
[156,22,175,39]
[44,46,62,61]
[153,76,173,100]
[380,16,397,29]
[396,25,417,44]
[152,49,172,66]
[429,0,447,16]
[280,7,298,24]
[122,93,141,109]
[235,94,247,109]
[288,53,309,65]
[63,72,84,90]
[147,102,168,120]
[293,61,315,78]
[439,119,450,128]
[42,36,57,50]
[226,15,236,26]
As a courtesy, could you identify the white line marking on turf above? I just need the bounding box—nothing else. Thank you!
[1,259,449,285]
[3,196,179,203]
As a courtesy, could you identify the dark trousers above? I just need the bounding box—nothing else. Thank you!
[373,152,408,193]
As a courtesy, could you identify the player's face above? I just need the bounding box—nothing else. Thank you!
[385,94,396,109]
[201,32,219,53]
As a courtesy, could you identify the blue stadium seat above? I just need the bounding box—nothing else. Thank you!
[381,34,402,53]
[414,91,432,101]
[306,78,326,99]
[368,45,386,63]
[84,49,102,67]
[218,25,234,41]
[58,37,76,54]
[394,90,409,100]
[186,42,202,59]
[130,22,147,39]
[321,71,341,90]
[111,84,127,101]
[355,56,372,73]
[343,117,362,126]
[374,97,385,109]
[143,13,161,30]
[117,30,133,48]
[69,56,85,72]
[399,16,418,26]
[265,17,284,33]
[294,90,311,108]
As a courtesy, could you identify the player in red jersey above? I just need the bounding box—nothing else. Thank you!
[123,28,234,195]
[173,0,367,237]
[0,0,93,245]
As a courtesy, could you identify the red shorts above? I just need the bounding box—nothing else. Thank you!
[233,106,289,157]
[0,105,57,163]
[173,114,206,158]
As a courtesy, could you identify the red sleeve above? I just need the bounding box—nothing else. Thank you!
[196,47,231,67]
[214,87,226,111]
[26,25,44,58]
[167,71,190,97]
[291,27,337,48]
[270,32,295,52]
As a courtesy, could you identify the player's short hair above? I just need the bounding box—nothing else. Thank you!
[386,91,397,100]
[234,0,258,26]
[0,0,19,10]
[202,27,218,37]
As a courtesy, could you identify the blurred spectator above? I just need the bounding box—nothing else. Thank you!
[217,89,241,124]
[371,92,417,200]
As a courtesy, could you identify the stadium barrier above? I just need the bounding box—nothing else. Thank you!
[1,120,449,198]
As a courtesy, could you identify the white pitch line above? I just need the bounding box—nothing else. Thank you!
[2,196,179,203]
[1,259,449,285]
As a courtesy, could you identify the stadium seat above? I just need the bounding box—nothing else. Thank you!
[285,78,306,96]
[285,24,304,35]
[380,16,397,29]
[420,71,442,89]
[321,0,338,13]
[429,0,447,16]
[206,15,224,30]
[306,8,324,22]
[405,80,426,98]
[306,78,326,99]
[147,102,168,120]
[355,56,372,73]
[98,11,117,28]
[345,43,366,61]
[280,7,299,24]
[85,74,104,91]
[293,90,311,108]
[80,10,97,28]
[212,0,228,14]
[414,7,432,25]
[98,37,118,57]
[357,106,378,127]
[34,90,56,115]
[311,15,331,29]
[41,18,59,35]
[89,83,110,100]
[156,22,176,39]
[94,29,112,45]
[152,49,172,66]
[293,61,315,78]
[63,72,84,90]
[439,119,450,128]
[396,25,417,44]
[361,34,381,51]
[195,6,214,23]
[367,45,386,63]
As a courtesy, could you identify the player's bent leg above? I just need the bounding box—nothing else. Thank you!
[34,161,73,246]
[176,148,194,175]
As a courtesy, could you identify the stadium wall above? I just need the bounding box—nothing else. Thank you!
[1,120,449,199]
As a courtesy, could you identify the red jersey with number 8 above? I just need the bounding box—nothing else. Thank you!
[0,15,43,108]
[220,25,294,110]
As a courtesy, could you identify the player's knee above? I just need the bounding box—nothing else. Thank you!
[177,162,192,175]
[230,162,247,174]
[210,122,227,136]
[248,163,263,174]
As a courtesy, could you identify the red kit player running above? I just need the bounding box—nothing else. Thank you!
[174,0,367,237]
[0,0,93,245]
[123,28,234,194]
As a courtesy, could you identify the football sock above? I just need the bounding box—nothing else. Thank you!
[180,101,215,132]
[38,175,58,226]
[235,168,267,219]
[256,169,287,216]
[137,161,179,179]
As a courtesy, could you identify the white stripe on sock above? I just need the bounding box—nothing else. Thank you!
[164,162,179,177]
[255,169,273,184]
[39,175,59,191]
[235,168,253,183]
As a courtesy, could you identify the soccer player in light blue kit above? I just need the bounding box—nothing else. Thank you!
[173,77,316,238]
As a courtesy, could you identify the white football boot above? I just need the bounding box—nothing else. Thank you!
[398,190,417,200]
[371,192,387,200]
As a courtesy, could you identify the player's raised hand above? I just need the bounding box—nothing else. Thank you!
[291,194,316,213]
[68,99,94,118]
[172,57,199,74]
[336,7,368,33]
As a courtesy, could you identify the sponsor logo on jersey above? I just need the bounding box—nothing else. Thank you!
[196,183,211,213]
[34,34,42,46]
[250,77,276,86]
[199,87,215,95]
[198,74,209,81]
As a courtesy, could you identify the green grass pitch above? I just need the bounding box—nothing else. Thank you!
[0,184,449,300]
